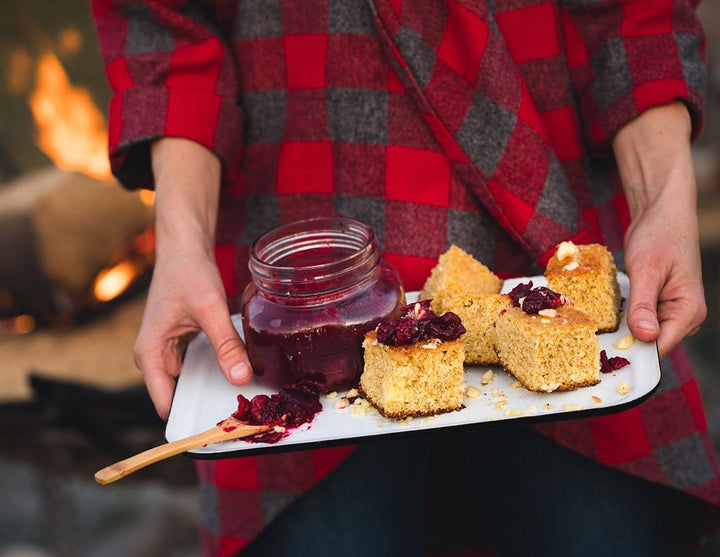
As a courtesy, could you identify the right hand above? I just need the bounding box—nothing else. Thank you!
[134,247,252,420]
[136,137,253,420]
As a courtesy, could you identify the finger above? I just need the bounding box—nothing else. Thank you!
[655,297,707,358]
[625,266,663,343]
[197,309,253,386]
[134,340,182,420]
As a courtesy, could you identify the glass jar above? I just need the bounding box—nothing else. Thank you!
[241,217,405,391]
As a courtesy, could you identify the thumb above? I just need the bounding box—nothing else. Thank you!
[199,310,253,386]
[626,266,663,343]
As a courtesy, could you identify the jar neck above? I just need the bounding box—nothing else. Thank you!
[249,217,381,299]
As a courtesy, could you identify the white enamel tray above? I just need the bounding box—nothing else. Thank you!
[166,273,661,457]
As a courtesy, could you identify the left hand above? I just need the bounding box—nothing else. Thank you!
[613,102,707,358]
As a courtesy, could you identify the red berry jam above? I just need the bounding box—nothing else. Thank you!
[376,300,466,346]
[241,217,405,391]
[508,281,566,315]
[599,350,630,373]
[232,381,324,444]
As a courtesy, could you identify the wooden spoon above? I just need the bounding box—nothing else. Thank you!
[94,416,274,485]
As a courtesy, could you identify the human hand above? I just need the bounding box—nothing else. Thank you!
[613,102,707,358]
[622,196,706,358]
[134,247,252,420]
[135,138,252,419]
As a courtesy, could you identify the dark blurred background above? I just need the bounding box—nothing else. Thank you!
[0,1,719,556]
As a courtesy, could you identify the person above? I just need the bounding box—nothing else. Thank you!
[93,0,720,554]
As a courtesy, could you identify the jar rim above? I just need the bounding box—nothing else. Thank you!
[249,216,380,296]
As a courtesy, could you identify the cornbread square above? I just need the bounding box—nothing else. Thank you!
[495,305,600,392]
[545,242,622,333]
[359,331,465,418]
[420,245,502,305]
[432,293,513,366]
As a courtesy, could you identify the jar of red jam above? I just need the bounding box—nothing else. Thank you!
[241,217,405,391]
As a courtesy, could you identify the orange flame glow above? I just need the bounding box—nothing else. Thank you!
[93,261,142,302]
[29,51,112,180]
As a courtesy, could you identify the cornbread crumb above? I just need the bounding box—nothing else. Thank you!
[335,399,350,409]
[466,386,481,398]
[504,408,521,417]
[273,425,286,433]
[545,243,622,333]
[617,381,631,395]
[350,405,367,417]
[592,396,602,403]
[346,388,359,398]
[481,370,495,385]
[528,404,537,411]
[562,403,583,411]
[545,403,553,410]
[326,391,338,399]
[510,381,522,389]
[494,400,508,411]
[614,333,635,350]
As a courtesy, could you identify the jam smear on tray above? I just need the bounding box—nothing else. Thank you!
[231,380,324,444]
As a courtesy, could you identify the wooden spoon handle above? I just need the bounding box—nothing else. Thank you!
[94,422,270,485]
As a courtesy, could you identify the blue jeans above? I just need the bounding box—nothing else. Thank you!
[240,427,670,556]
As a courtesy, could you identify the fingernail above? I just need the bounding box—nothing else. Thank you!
[230,363,251,382]
[636,320,659,333]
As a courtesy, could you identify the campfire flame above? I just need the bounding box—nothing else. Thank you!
[92,260,142,303]
[92,228,155,303]
[29,51,112,181]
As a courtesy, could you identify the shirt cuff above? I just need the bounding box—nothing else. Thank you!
[108,85,244,189]
[584,79,704,154]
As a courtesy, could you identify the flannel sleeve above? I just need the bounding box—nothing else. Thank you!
[560,0,706,153]
[92,0,243,189]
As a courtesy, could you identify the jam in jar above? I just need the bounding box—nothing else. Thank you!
[241,217,405,391]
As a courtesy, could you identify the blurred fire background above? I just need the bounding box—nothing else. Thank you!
[1,1,720,556]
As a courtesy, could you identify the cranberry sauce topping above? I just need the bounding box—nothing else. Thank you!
[599,350,630,373]
[232,380,324,443]
[376,299,465,346]
[507,281,566,315]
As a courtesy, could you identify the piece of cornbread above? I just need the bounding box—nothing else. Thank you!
[495,305,600,392]
[545,242,622,333]
[359,331,465,418]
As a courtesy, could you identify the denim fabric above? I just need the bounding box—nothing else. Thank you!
[241,427,665,557]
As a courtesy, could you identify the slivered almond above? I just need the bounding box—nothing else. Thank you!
[556,241,579,260]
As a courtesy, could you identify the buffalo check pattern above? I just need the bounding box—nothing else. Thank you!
[93,0,718,553]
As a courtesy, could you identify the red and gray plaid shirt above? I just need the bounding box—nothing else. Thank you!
[94,0,720,553]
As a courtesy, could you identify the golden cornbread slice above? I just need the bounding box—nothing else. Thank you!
[420,245,502,306]
[495,305,600,392]
[545,242,622,333]
[432,293,513,365]
[359,331,465,418]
